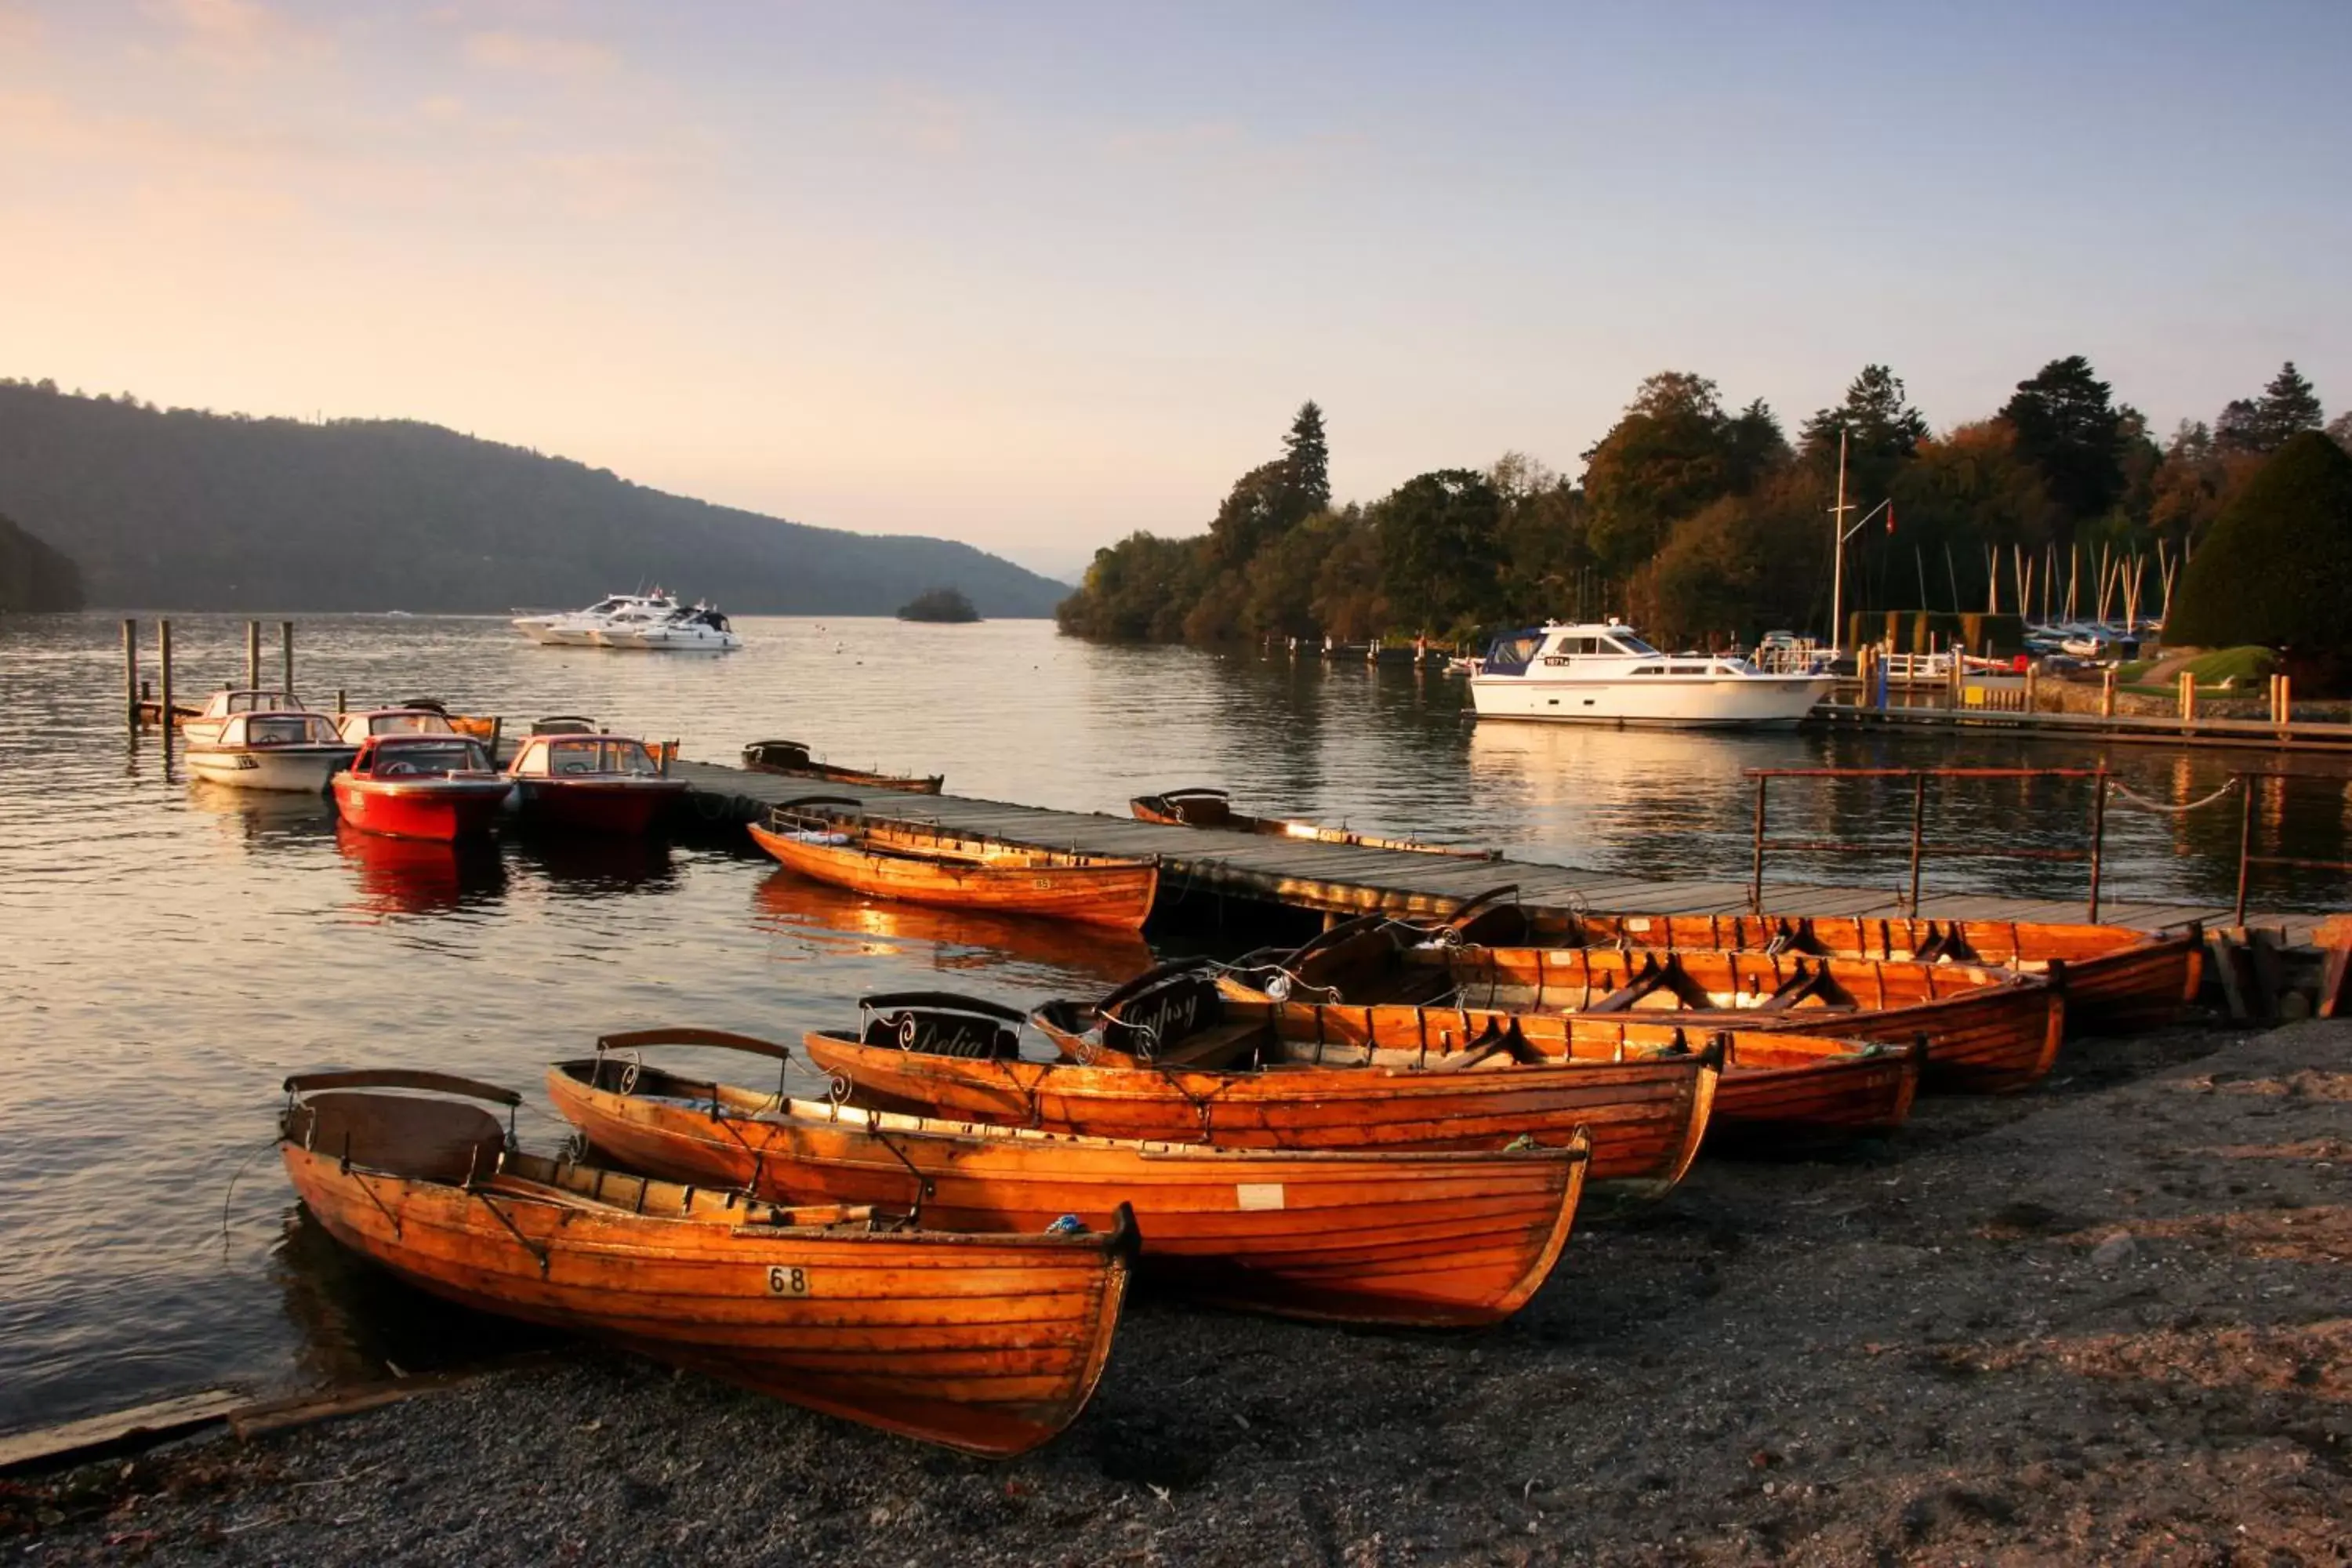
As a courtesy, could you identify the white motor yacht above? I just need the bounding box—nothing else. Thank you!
[1467,621,1833,728]
[623,604,742,652]
[514,592,680,646]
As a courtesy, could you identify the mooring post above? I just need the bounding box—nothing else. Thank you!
[1748,775,1768,911]
[1907,771,1927,912]
[2178,669,2195,724]
[2280,673,2292,728]
[122,618,139,730]
[2100,668,2115,718]
[336,687,347,714]
[158,619,175,748]
[487,716,503,766]
[245,620,261,688]
[281,621,295,692]
[2233,775,2254,927]
[2024,664,2038,713]
[2086,775,2108,922]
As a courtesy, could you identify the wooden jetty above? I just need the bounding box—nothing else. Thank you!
[667,758,2324,946]
[1811,699,2352,754]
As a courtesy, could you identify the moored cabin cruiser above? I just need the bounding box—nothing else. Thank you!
[332,734,512,840]
[184,711,358,793]
[1468,621,1833,728]
[626,605,741,652]
[506,733,689,834]
[180,689,314,747]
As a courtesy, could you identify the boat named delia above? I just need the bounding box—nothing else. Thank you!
[1468,621,1832,728]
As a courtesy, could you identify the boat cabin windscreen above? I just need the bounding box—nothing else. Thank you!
[527,737,660,777]
[1604,632,1658,654]
[367,740,490,777]
[245,714,337,746]
[1482,630,1546,677]
[372,712,457,736]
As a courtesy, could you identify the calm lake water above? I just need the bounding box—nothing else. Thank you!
[3,611,2347,1435]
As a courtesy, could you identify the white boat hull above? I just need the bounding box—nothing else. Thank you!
[1468,672,1833,728]
[185,745,356,793]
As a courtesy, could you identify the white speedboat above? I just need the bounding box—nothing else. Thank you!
[185,711,357,793]
[1467,621,1833,728]
[180,688,316,747]
[514,592,680,646]
[586,599,694,648]
[617,604,741,652]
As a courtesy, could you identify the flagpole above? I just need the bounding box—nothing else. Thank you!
[1831,429,1848,653]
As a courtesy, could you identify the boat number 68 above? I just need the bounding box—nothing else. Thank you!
[765,1265,811,1297]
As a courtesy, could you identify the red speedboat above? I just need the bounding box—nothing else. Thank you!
[332,734,512,841]
[505,732,688,835]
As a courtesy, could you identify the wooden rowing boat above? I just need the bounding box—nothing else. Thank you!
[1436,887,2200,1035]
[1231,920,2062,1093]
[1048,962,1921,1138]
[742,740,944,794]
[280,1069,1132,1457]
[1130,786,1498,859]
[798,992,1718,1192]
[749,800,1157,931]
[548,1028,1590,1327]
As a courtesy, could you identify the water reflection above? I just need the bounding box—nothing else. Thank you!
[184,779,339,850]
[750,866,1154,988]
[274,1203,560,1387]
[506,829,679,894]
[334,822,509,918]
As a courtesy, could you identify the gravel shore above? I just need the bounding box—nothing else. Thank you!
[11,1018,2347,1566]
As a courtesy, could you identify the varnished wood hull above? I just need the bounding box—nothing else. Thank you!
[1434,948,2063,1094]
[800,1029,1718,1193]
[1127,794,1495,858]
[1059,1002,1919,1138]
[749,822,1156,930]
[547,1063,1587,1327]
[1468,909,2201,1036]
[281,1143,1128,1457]
[742,744,944,793]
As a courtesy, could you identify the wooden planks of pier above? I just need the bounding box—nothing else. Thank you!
[669,759,2317,945]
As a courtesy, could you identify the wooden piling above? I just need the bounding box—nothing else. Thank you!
[2100,668,2116,717]
[2178,669,2196,723]
[122,619,139,729]
[158,620,174,745]
[245,620,261,688]
[281,621,295,693]
[336,687,347,714]
[2024,664,2038,713]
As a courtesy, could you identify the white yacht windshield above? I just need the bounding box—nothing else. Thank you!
[1606,633,1659,655]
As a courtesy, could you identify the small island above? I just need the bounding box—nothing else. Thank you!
[897,586,980,623]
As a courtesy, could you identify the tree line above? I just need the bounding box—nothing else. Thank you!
[1058,361,2348,648]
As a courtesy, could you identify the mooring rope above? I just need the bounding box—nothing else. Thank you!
[2105,776,2241,815]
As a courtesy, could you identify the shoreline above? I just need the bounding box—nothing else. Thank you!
[11,1017,2347,1565]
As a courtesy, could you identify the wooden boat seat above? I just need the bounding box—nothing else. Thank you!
[1149,1018,1265,1069]
[284,1091,506,1185]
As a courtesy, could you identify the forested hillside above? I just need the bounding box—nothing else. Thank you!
[0,380,1065,615]
[1061,364,2350,648]
[0,510,82,612]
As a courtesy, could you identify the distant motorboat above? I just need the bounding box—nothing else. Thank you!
[1468,621,1831,728]
[602,604,742,652]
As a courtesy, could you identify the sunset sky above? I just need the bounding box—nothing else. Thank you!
[2,1,2346,577]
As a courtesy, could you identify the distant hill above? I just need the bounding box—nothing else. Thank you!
[0,380,1067,615]
[0,510,82,612]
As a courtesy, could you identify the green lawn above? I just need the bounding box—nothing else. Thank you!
[2115,644,2276,688]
